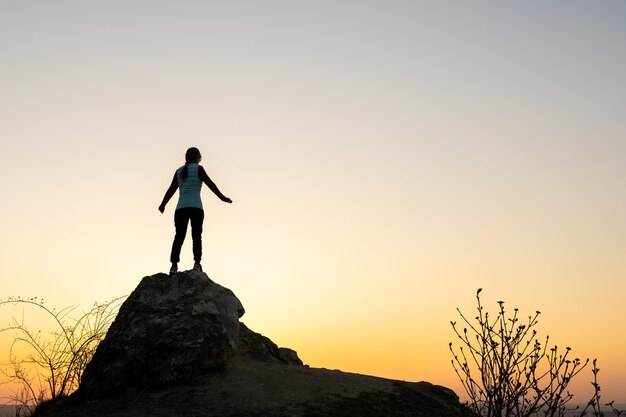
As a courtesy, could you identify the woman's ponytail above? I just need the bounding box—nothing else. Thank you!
[181,147,201,180]
[181,163,189,180]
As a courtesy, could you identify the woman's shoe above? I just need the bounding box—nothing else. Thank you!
[193,262,202,272]
[169,263,178,275]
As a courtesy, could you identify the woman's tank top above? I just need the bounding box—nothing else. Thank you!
[175,163,203,210]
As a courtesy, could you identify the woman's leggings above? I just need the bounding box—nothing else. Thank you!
[170,208,205,263]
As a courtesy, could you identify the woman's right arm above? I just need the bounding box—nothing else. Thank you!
[158,173,178,213]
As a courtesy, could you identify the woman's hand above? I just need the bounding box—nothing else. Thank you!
[222,197,233,204]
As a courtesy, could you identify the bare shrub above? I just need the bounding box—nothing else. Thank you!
[450,290,625,417]
[450,288,599,417]
[0,296,124,415]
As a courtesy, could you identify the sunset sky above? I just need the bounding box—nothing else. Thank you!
[1,1,625,403]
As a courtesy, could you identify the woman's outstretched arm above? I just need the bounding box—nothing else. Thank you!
[199,166,232,203]
[158,173,179,213]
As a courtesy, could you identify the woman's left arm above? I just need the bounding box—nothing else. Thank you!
[199,166,232,204]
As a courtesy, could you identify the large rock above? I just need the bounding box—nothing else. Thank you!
[80,270,301,399]
[35,270,468,417]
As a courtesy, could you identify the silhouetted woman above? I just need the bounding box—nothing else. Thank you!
[159,147,232,275]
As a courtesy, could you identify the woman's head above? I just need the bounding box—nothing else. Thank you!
[185,147,202,164]
[181,147,202,180]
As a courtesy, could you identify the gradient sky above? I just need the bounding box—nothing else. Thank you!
[1,0,625,403]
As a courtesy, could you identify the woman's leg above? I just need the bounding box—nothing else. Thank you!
[189,208,205,263]
[170,209,191,263]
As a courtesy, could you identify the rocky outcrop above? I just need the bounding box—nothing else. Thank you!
[38,270,469,417]
[80,270,301,399]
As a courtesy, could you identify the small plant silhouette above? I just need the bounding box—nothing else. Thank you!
[0,296,124,415]
[575,359,625,417]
